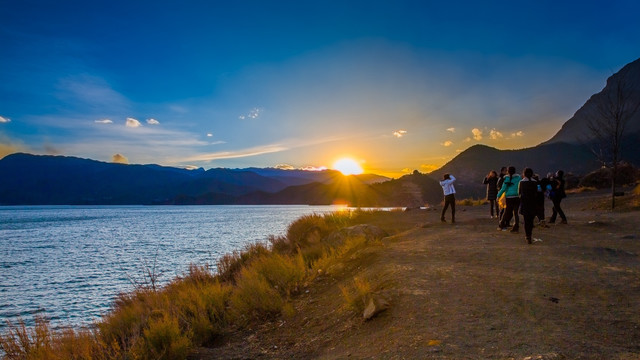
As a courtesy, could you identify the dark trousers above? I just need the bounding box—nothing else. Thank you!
[499,197,520,229]
[489,199,498,217]
[523,213,535,239]
[441,194,455,221]
[550,198,566,222]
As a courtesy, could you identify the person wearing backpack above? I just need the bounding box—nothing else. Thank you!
[497,166,521,232]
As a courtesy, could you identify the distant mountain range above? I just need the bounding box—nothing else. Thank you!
[1,152,441,206]
[2,58,639,205]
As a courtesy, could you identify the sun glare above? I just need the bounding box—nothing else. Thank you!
[332,158,364,175]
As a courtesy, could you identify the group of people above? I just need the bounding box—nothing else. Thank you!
[439,166,568,244]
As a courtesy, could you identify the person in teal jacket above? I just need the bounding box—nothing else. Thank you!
[497,166,521,232]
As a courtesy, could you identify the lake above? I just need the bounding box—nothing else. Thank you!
[0,205,340,330]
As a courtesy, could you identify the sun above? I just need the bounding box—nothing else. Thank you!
[332,158,364,175]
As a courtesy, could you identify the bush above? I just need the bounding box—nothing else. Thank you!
[230,266,284,320]
[579,163,639,189]
[216,242,270,283]
[340,277,372,314]
[139,314,191,360]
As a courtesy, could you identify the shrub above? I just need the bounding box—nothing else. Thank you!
[139,314,191,360]
[249,253,306,297]
[579,163,639,189]
[455,198,486,206]
[229,266,284,320]
[340,277,372,314]
[216,242,270,283]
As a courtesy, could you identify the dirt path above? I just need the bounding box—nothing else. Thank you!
[193,191,640,359]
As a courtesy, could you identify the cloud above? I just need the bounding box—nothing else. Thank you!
[180,144,287,162]
[0,116,10,123]
[442,140,453,147]
[146,118,160,125]
[511,131,525,138]
[0,134,27,158]
[44,144,61,155]
[393,130,407,138]
[446,127,455,133]
[206,133,213,137]
[94,119,113,124]
[239,108,262,120]
[463,137,472,142]
[274,163,295,170]
[111,153,129,164]
[489,129,504,140]
[301,166,327,171]
[125,117,142,128]
[471,128,483,141]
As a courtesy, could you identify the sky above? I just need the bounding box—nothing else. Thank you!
[1,0,639,177]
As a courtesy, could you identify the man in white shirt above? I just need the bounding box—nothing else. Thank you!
[439,173,456,223]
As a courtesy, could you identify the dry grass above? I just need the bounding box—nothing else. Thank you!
[340,277,373,314]
[455,198,487,206]
[566,186,597,194]
[1,210,380,359]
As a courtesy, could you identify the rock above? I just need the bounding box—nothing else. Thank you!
[363,295,390,320]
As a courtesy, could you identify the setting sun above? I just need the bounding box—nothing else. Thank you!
[332,158,364,175]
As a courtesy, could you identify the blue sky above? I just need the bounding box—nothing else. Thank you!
[1,0,639,176]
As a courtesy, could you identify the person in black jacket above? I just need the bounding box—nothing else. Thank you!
[519,167,538,244]
[483,170,499,218]
[549,170,568,224]
[533,174,550,228]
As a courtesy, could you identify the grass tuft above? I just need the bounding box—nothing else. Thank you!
[340,277,373,314]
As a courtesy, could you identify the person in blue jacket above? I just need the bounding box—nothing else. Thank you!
[497,166,521,232]
[439,173,456,223]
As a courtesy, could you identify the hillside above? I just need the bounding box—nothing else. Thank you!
[545,57,640,145]
[194,189,640,359]
[431,57,640,199]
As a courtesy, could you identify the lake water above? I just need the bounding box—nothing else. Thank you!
[0,205,340,330]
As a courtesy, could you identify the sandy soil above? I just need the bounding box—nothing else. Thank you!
[191,189,640,359]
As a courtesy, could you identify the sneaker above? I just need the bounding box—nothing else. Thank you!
[560,220,568,224]
[441,218,446,223]
[526,236,532,244]
[510,228,519,233]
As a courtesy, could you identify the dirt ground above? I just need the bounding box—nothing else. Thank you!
[191,189,640,359]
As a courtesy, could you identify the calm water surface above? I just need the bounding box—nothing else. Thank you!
[0,205,339,329]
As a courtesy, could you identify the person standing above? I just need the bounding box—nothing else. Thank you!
[439,173,456,223]
[549,170,568,224]
[497,166,521,232]
[519,168,538,244]
[483,170,499,218]
[496,166,508,224]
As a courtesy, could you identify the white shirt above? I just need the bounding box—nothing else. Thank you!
[439,175,456,196]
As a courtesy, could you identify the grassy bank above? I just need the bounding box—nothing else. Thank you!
[0,210,397,359]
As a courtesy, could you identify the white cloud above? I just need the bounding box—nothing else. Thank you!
[274,164,295,170]
[442,140,453,147]
[239,108,262,120]
[471,128,483,140]
[206,133,213,137]
[463,137,471,142]
[446,127,455,133]
[146,118,160,125]
[0,116,10,123]
[511,131,525,138]
[393,130,407,138]
[490,129,504,140]
[301,165,327,171]
[125,117,142,128]
[94,119,113,124]
[180,144,287,162]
